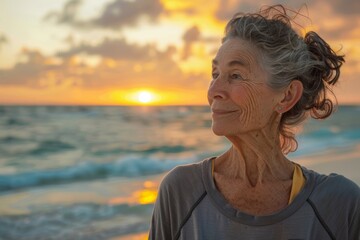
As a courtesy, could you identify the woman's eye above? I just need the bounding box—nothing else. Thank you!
[230,73,244,80]
[212,73,219,79]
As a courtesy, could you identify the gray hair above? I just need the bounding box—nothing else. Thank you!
[223,5,345,153]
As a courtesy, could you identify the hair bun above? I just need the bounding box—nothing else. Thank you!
[304,31,345,86]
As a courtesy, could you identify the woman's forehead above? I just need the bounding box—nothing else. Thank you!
[213,38,260,67]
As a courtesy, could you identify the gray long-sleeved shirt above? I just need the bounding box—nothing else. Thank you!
[149,157,360,240]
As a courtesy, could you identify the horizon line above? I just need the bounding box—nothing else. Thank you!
[0,103,359,107]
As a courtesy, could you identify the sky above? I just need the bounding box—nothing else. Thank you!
[0,0,359,105]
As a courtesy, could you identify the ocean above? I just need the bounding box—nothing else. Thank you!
[0,105,359,239]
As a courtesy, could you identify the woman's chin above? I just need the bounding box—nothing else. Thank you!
[211,126,230,136]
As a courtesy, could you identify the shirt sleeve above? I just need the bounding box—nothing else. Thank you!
[148,178,173,240]
[348,190,360,240]
[310,173,360,240]
[148,163,204,240]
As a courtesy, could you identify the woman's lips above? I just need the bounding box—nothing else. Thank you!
[211,109,238,115]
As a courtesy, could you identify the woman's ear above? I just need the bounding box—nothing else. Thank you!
[276,80,303,113]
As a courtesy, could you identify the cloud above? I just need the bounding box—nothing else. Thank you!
[0,33,8,50]
[44,0,83,26]
[0,34,7,43]
[0,39,208,91]
[326,0,360,15]
[214,1,360,41]
[56,38,172,61]
[92,0,164,28]
[215,0,255,21]
[80,52,208,90]
[306,0,360,40]
[44,0,164,29]
[215,0,310,21]
[182,25,201,60]
[0,49,49,86]
[63,34,75,46]
[180,25,221,60]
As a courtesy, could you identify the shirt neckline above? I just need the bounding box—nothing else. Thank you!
[202,157,315,226]
[210,158,305,204]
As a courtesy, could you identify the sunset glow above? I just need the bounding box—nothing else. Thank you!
[107,181,159,206]
[119,89,161,105]
[1,0,359,105]
[137,91,155,104]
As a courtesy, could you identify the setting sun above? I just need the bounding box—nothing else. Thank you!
[137,91,154,104]
[110,89,163,105]
[108,88,207,106]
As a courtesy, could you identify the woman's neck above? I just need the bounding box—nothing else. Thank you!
[215,117,294,187]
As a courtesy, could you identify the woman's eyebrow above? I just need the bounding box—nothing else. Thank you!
[228,60,248,67]
[212,59,249,67]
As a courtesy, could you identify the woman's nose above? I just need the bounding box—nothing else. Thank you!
[208,77,227,100]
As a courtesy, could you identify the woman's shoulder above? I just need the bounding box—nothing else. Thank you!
[303,167,360,200]
[302,167,360,237]
[302,167,359,217]
[158,158,209,193]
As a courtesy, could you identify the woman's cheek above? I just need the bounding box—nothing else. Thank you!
[233,84,261,109]
[232,85,261,127]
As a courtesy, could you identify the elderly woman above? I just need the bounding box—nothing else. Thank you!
[149,5,359,240]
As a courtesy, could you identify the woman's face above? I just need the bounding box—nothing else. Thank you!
[208,38,283,136]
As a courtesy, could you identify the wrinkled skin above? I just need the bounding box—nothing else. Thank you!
[208,38,295,216]
[208,38,282,135]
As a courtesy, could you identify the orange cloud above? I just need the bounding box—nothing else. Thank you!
[1,0,360,105]
[44,0,164,29]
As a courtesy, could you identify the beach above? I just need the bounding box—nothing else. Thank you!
[0,105,359,239]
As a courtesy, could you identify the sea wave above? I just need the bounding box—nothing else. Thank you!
[0,156,195,192]
[5,118,29,126]
[0,202,151,240]
[92,144,195,156]
[290,127,360,157]
[27,140,77,155]
[0,136,26,144]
